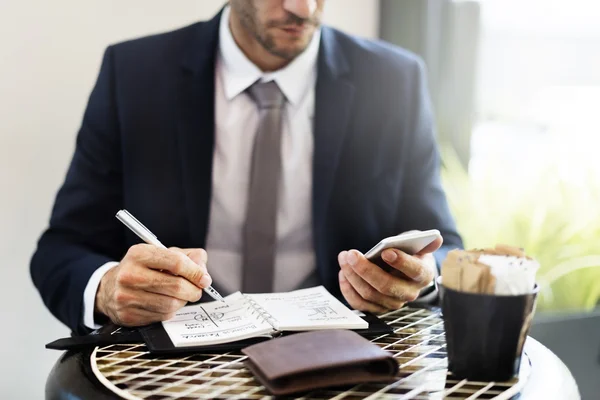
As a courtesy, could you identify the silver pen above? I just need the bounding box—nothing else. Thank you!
[115,209,225,302]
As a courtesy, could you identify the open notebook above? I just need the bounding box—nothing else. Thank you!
[161,286,368,347]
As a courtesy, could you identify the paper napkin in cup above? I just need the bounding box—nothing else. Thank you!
[441,245,539,295]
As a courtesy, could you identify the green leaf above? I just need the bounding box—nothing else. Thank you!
[441,146,600,312]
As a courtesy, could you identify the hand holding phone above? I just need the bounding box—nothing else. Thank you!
[337,230,442,313]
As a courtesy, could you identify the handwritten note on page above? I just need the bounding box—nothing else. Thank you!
[162,292,274,347]
[247,286,368,331]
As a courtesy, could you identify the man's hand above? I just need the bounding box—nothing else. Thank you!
[95,245,213,326]
[338,235,442,313]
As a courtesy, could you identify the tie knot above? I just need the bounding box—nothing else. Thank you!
[247,81,286,109]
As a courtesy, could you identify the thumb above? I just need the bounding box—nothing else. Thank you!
[169,247,208,265]
[184,248,208,265]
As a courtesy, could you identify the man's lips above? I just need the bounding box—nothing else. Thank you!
[279,24,309,36]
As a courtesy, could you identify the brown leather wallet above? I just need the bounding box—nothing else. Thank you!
[242,330,398,396]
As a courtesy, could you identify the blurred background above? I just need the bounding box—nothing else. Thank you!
[1,0,598,398]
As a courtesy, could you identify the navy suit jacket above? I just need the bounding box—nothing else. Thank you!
[31,11,463,334]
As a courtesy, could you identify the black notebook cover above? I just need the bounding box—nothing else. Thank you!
[45,314,393,354]
[45,325,143,351]
[139,312,393,355]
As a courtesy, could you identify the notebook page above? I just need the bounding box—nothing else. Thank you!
[162,292,274,347]
[247,286,368,331]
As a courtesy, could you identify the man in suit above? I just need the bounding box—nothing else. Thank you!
[31,0,463,335]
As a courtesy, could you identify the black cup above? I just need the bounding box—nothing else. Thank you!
[439,278,539,381]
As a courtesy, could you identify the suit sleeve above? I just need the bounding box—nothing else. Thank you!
[30,46,126,334]
[396,59,464,268]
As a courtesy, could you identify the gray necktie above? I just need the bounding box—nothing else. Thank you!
[242,81,286,293]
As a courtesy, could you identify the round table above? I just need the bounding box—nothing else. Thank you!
[46,308,580,400]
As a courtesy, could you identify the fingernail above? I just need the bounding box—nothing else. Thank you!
[200,273,212,287]
[382,249,398,263]
[338,251,348,266]
[346,251,358,267]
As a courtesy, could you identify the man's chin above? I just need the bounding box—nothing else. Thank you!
[261,28,313,58]
[268,40,311,60]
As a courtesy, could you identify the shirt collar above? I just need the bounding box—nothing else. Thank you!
[218,5,321,105]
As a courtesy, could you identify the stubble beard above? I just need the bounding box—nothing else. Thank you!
[236,3,317,61]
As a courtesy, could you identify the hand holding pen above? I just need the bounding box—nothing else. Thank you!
[116,210,224,303]
[93,210,224,328]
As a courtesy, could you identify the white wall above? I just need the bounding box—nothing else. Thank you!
[0,0,379,397]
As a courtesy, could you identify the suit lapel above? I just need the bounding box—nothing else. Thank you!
[176,12,221,246]
[313,28,356,280]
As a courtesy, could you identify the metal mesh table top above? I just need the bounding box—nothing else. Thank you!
[91,307,530,399]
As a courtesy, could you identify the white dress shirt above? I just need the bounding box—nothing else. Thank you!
[82,6,320,329]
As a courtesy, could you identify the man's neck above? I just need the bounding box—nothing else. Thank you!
[228,9,289,72]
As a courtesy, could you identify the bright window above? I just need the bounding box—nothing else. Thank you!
[448,0,600,311]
